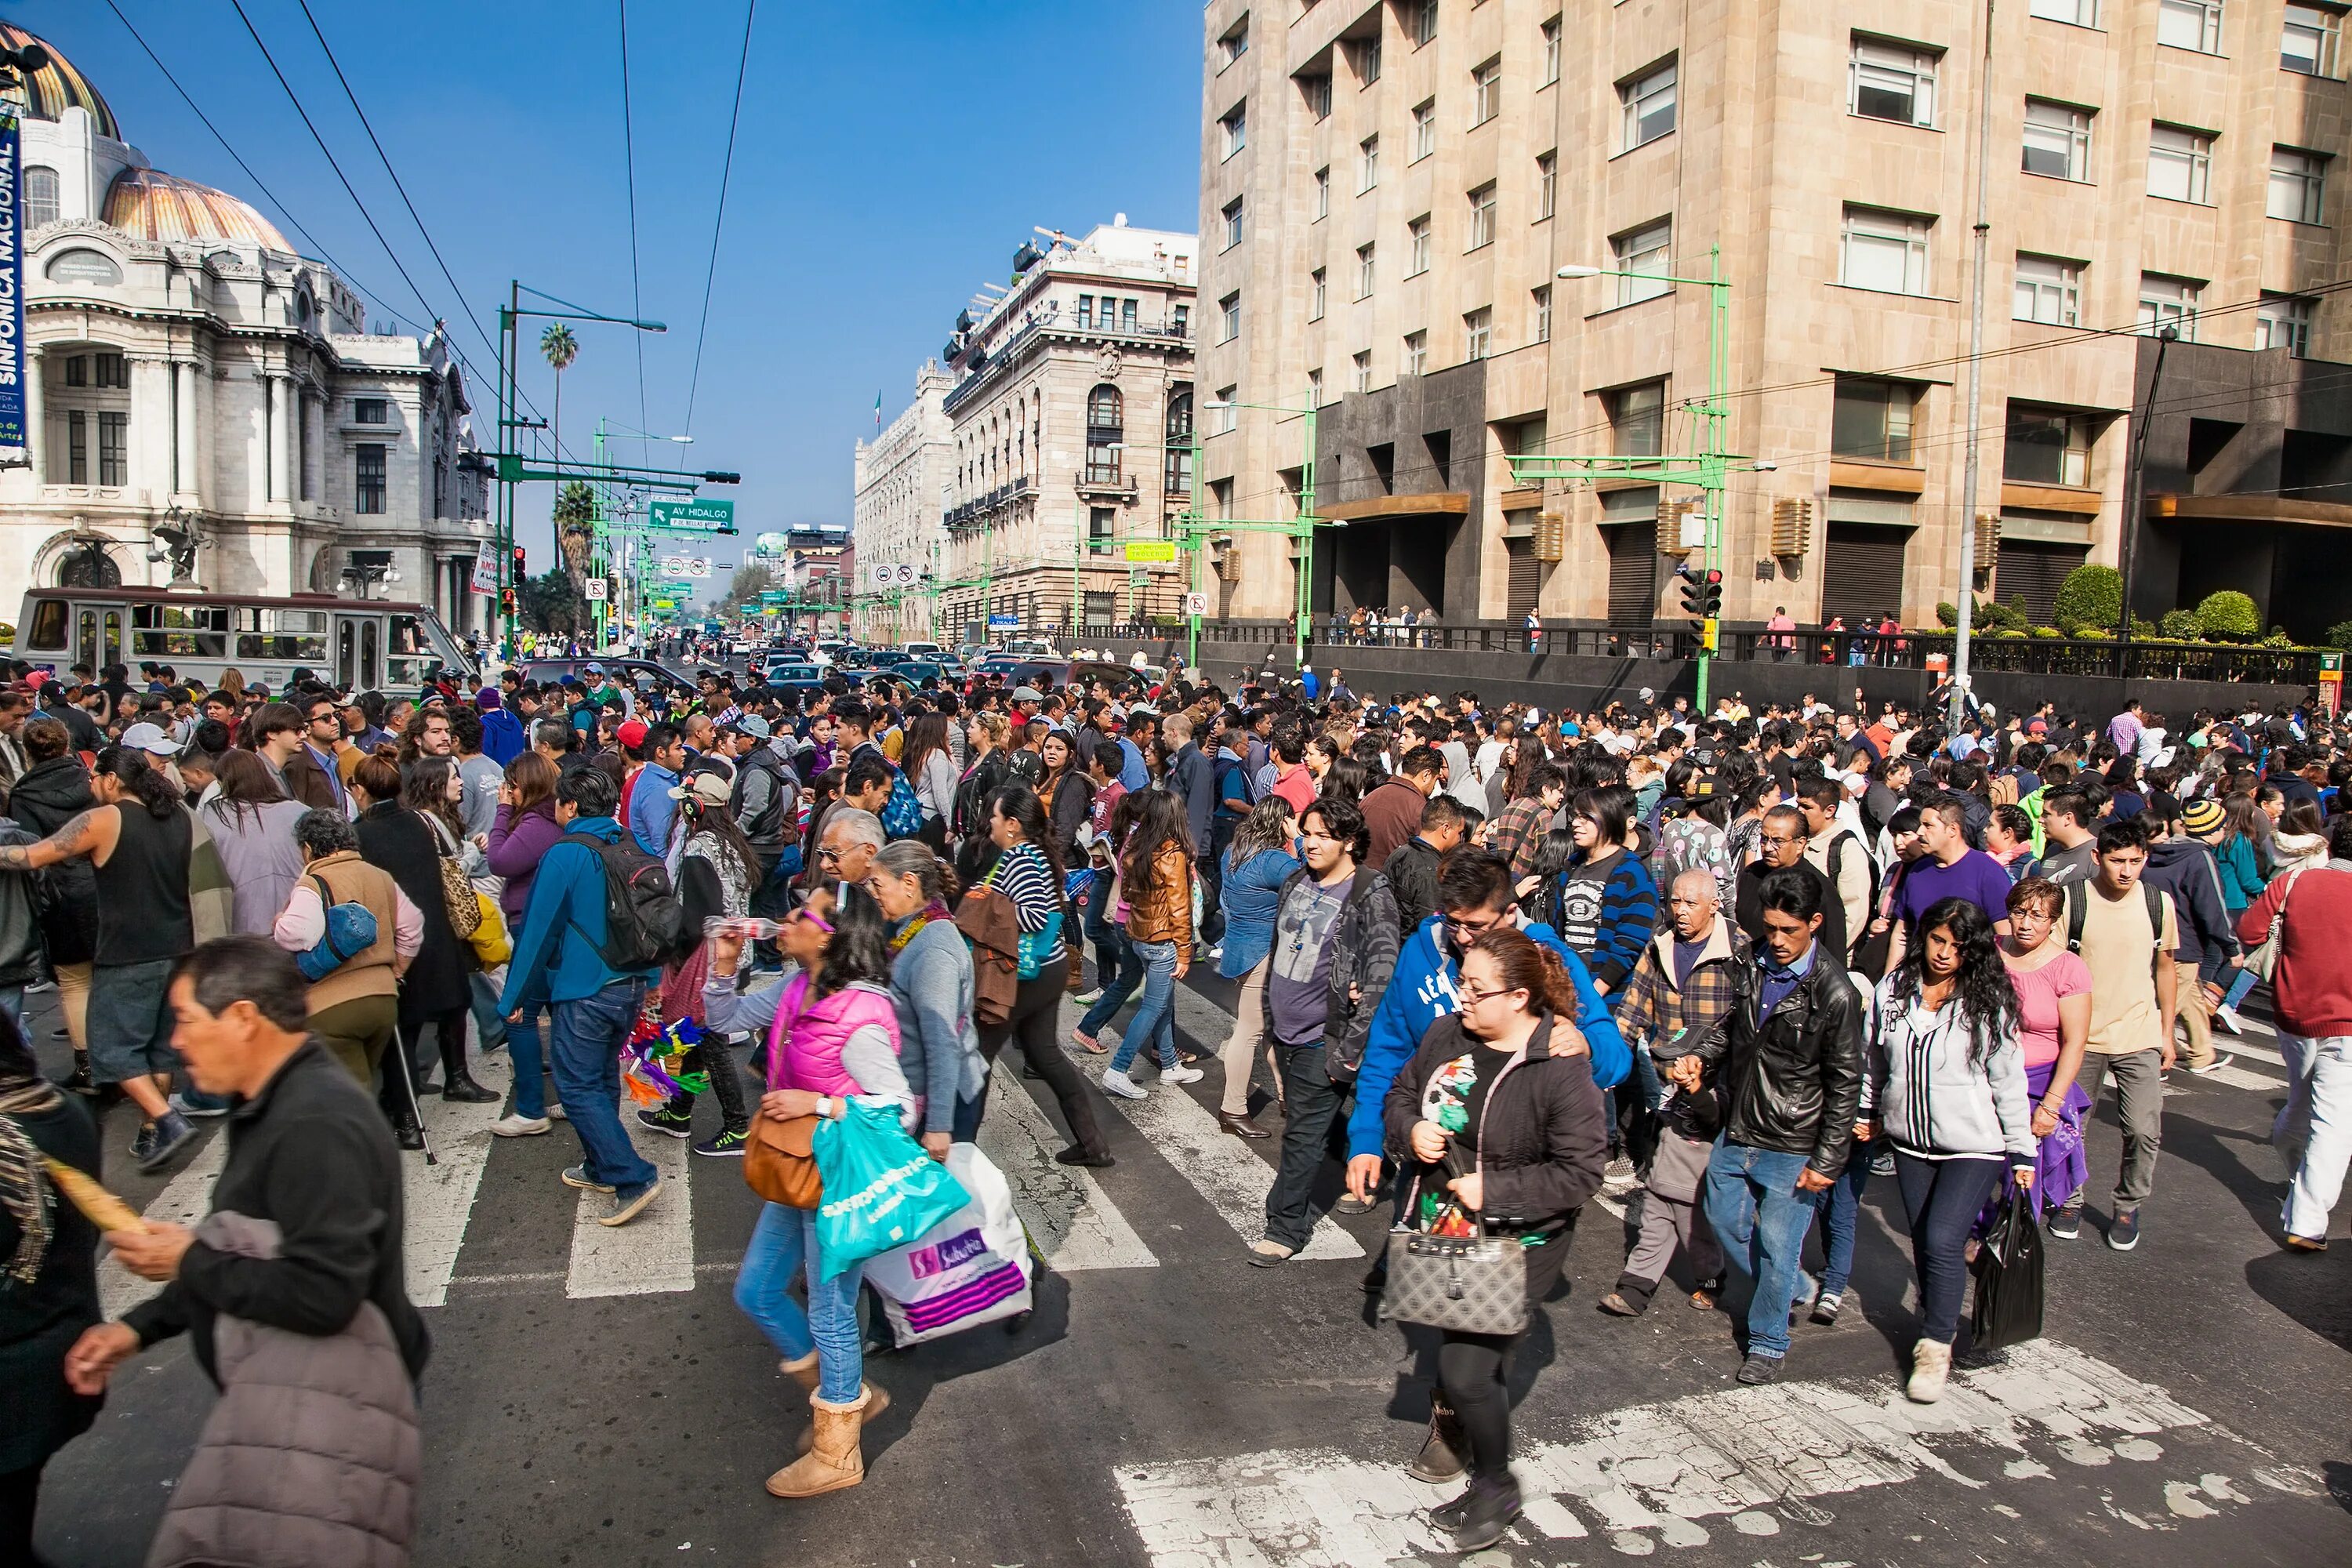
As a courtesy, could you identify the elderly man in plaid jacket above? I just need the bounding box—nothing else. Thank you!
[1599,868,1748,1316]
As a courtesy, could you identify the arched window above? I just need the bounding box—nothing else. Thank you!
[24,166,59,230]
[1163,387,1194,498]
[1085,384,1123,485]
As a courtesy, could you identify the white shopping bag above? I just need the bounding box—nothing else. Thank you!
[864,1143,1033,1345]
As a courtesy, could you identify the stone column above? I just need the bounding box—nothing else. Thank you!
[132,358,172,503]
[174,362,198,499]
[266,373,289,505]
[23,346,42,482]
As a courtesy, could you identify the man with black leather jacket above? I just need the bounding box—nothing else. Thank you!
[1667,866,1864,1385]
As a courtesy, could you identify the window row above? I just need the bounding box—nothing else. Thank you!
[1832,378,2101,489]
[1298,45,1504,131]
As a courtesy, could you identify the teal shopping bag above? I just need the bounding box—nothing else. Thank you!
[811,1101,971,1280]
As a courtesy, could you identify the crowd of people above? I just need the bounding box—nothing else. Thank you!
[3,646,2348,1559]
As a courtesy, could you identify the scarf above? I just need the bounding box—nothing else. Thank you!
[0,1077,63,1286]
[890,899,952,955]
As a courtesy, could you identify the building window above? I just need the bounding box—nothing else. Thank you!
[2137,272,2202,337]
[1351,352,1372,393]
[2284,4,2341,74]
[1841,205,1933,295]
[1404,330,1428,376]
[94,354,128,389]
[1533,284,1552,343]
[63,355,85,388]
[1407,216,1432,276]
[1472,56,1502,125]
[1536,151,1556,220]
[1621,60,1677,150]
[1308,367,1324,405]
[23,165,57,229]
[1304,71,1334,119]
[1466,184,1497,249]
[1610,382,1665,457]
[67,410,85,483]
[2256,293,2316,356]
[1089,506,1116,543]
[1122,297,1138,332]
[2158,0,2223,53]
[2023,99,2094,180]
[1412,0,1438,46]
[1314,166,1330,219]
[1221,16,1249,66]
[350,397,388,426]
[2270,146,2328,223]
[1086,384,1125,481]
[355,443,387,514]
[1359,136,1380,191]
[1221,103,1247,158]
[1172,303,1189,337]
[1831,377,1918,463]
[2029,0,2097,24]
[2013,254,2082,325]
[1165,390,1195,494]
[1849,37,1939,126]
[2148,125,2216,203]
[1076,294,1094,328]
[1541,16,1562,85]
[1352,34,1382,85]
[1310,267,1327,320]
[1357,243,1376,298]
[1613,219,1673,304]
[1220,292,1242,343]
[1413,99,1437,161]
[1464,308,1492,361]
[93,412,129,485]
[1214,386,1239,434]
[2005,403,2092,485]
[1222,198,1245,250]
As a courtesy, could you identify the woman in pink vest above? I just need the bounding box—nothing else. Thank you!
[703,884,910,1500]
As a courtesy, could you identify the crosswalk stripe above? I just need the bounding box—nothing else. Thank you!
[1115,1341,2238,1564]
[100,1124,230,1319]
[564,1112,694,1298]
[2192,1061,2286,1092]
[404,1052,512,1308]
[979,1073,1159,1271]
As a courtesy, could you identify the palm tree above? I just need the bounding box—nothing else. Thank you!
[554,481,596,588]
[539,322,579,453]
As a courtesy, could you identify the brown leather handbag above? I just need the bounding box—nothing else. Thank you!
[743,1113,822,1208]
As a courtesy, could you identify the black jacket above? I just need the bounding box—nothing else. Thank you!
[122,1041,430,1386]
[1262,863,1401,1080]
[1685,942,1867,1179]
[8,756,96,967]
[2143,837,2239,966]
[1381,1011,1609,1232]
[1384,835,1443,936]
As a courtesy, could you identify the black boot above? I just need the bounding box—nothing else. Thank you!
[1407,1396,1468,1483]
[1446,1475,1523,1552]
[441,1028,498,1102]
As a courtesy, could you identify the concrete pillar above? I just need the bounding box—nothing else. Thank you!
[23,346,42,483]
[303,391,323,501]
[267,373,289,504]
[132,358,172,502]
[174,362,198,500]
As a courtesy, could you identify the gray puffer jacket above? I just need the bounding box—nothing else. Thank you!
[145,1212,420,1568]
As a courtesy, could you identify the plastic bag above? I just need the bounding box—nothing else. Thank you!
[865,1145,1033,1344]
[811,1101,971,1280]
[1969,1181,2045,1351]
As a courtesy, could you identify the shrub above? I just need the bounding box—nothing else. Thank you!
[2030,625,2063,638]
[2194,590,2259,642]
[2052,564,2123,634]
[2158,608,2200,638]
[1994,627,2029,639]
[2325,619,2352,652]
[1934,601,1959,628]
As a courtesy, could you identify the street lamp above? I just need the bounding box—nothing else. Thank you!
[1192,395,1319,670]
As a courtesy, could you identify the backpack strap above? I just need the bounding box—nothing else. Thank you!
[2065,880,2088,955]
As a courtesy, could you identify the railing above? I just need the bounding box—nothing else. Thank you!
[941,477,1034,531]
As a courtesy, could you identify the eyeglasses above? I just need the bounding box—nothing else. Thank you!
[815,846,845,863]
[786,907,834,933]
[1445,913,1507,937]
[1457,980,1524,1005]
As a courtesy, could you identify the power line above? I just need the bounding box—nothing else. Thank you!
[615,0,650,448]
[683,0,757,437]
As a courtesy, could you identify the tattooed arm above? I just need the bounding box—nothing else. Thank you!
[0,805,116,871]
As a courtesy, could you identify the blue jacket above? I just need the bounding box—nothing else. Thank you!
[1564,848,1660,993]
[629,763,681,855]
[1167,742,1214,849]
[1217,846,1302,978]
[498,817,663,1012]
[1345,913,1629,1161]
[479,706,528,767]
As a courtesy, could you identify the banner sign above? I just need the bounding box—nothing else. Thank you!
[470,541,498,595]
[0,116,25,464]
[1123,540,1176,563]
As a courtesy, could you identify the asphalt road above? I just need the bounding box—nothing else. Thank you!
[31,974,2352,1568]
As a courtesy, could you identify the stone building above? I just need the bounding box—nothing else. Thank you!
[931,219,1196,645]
[0,23,490,638]
[1196,0,2352,636]
[851,361,951,644]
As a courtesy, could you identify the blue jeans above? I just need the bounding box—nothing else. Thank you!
[549,979,657,1196]
[1702,1140,1824,1361]
[1079,927,1143,1036]
[1109,940,1179,1073]
[506,1000,553,1120]
[1812,1149,1877,1299]
[469,971,506,1054]
[735,1201,866,1403]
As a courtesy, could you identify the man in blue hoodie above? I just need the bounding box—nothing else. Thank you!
[501,768,666,1226]
[1344,849,1631,1207]
[476,687,527,766]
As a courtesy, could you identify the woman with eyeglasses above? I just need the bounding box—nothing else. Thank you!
[1381,927,1607,1552]
[704,884,911,1498]
[1995,877,2092,1222]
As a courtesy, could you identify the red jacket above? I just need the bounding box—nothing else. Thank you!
[2238,865,2352,1038]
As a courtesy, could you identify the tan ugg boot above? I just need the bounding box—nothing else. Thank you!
[796,1377,887,1454]
[1906,1338,1953,1404]
[766,1386,870,1498]
[780,1352,820,1390]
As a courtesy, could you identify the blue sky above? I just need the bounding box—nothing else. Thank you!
[12,0,1200,568]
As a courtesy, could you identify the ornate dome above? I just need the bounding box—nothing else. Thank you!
[0,24,120,141]
[104,165,291,252]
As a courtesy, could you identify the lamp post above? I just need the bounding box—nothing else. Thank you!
[1192,396,1318,671]
[590,420,694,648]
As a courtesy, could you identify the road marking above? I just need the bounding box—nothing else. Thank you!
[405,1052,512,1308]
[1116,1341,2238,1565]
[100,1126,230,1318]
[2194,1061,2285,1091]
[564,1110,694,1298]
[1066,987,1362,1261]
[978,1069,1158,1271]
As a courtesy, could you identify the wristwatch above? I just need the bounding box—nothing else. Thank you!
[815,1094,835,1119]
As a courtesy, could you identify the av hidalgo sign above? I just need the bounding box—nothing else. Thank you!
[0,115,25,466]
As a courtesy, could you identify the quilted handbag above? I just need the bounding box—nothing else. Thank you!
[1375,1062,1531,1338]
[2243,869,2303,984]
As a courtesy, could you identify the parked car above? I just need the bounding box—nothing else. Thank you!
[515,658,699,716]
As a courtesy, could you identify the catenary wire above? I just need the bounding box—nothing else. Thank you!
[615,0,651,450]
[682,0,757,438]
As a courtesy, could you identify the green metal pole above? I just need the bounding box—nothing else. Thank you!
[1295,404,1318,668]
[1696,247,1729,715]
[1185,425,1203,670]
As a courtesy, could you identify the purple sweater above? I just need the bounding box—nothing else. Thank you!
[487,800,562,919]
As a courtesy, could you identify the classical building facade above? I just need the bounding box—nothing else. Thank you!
[931,219,1197,645]
[0,23,491,640]
[1198,0,2352,637]
[850,361,950,644]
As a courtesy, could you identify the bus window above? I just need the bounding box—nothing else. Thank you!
[102,610,122,669]
[75,609,96,670]
[360,619,379,690]
[338,622,356,690]
[24,599,66,651]
[132,604,227,659]
[386,614,441,692]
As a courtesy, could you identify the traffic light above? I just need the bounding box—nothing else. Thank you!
[1697,568,1722,621]
[511,544,527,575]
[499,588,517,614]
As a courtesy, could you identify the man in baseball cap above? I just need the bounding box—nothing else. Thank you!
[119,721,183,758]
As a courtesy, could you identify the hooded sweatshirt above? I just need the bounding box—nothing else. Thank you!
[478,700,528,766]
[2142,836,2241,966]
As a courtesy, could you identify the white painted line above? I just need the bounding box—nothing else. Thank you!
[2186,1062,2286,1093]
[1116,1341,2229,1565]
[404,1051,511,1308]
[978,1068,1158,1271]
[564,1106,694,1298]
[100,1126,230,1319]
[2219,1037,2285,1067]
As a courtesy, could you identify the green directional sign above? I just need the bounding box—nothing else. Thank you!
[760,590,789,605]
[651,498,736,531]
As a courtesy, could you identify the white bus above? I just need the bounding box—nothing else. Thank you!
[8,586,477,695]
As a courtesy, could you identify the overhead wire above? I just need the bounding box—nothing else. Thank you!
[682,0,757,438]
[615,0,652,452]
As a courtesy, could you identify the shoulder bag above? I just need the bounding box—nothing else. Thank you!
[423,813,485,939]
[742,980,821,1207]
[2243,869,2304,983]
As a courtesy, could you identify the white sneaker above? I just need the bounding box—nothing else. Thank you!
[1073,987,1105,1005]
[491,1113,552,1138]
[1101,1068,1146,1099]
[2212,1004,2244,1035]
[1161,1064,1205,1085]
[546,1102,568,1121]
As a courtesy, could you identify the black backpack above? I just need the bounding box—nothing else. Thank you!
[579,836,688,971]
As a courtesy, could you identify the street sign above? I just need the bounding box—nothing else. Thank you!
[1182,591,1208,617]
[583,577,608,601]
[760,590,789,605]
[1123,540,1177,563]
[653,599,676,611]
[650,498,736,531]
[987,613,1020,629]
